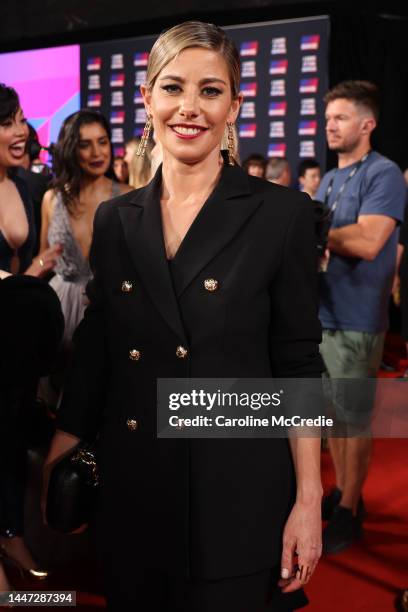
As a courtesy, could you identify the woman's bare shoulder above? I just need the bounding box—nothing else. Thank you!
[42,188,58,214]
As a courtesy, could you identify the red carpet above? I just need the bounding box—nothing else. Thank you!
[306,438,408,611]
[5,336,408,610]
[306,340,408,611]
[11,437,406,611]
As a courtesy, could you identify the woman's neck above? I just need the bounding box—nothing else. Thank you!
[79,173,110,195]
[0,165,8,183]
[161,150,223,203]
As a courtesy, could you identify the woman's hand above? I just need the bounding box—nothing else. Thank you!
[25,244,63,278]
[318,248,330,273]
[279,498,322,593]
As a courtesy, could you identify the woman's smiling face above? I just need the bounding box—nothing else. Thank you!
[141,47,241,165]
[0,107,29,169]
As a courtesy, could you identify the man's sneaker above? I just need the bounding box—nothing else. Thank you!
[322,487,366,522]
[380,360,397,372]
[322,487,342,520]
[323,505,363,555]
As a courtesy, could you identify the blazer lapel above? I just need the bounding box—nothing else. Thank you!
[118,170,188,344]
[170,163,264,297]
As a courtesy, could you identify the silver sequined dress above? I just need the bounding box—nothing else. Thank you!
[48,183,121,346]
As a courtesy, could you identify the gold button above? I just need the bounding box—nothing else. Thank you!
[126,418,138,431]
[121,280,133,293]
[176,345,188,359]
[129,349,141,361]
[204,278,219,292]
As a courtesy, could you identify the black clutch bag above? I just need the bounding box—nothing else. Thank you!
[46,443,99,533]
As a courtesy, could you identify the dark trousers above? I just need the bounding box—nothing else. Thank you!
[105,566,308,612]
[0,384,34,538]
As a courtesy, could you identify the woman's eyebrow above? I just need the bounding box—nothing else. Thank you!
[159,75,227,85]
[200,77,227,85]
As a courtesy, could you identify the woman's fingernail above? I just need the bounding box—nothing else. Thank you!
[281,568,290,579]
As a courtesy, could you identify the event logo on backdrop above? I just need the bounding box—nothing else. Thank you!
[80,16,329,176]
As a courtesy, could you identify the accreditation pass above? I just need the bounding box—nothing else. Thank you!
[0,591,76,606]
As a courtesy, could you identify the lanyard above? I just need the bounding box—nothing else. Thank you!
[324,151,371,213]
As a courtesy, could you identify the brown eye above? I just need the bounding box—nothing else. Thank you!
[161,84,181,94]
[202,87,222,97]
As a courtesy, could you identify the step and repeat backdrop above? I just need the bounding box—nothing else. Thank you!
[81,16,329,174]
[0,16,329,173]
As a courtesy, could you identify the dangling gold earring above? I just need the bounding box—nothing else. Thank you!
[137,114,152,157]
[227,122,235,166]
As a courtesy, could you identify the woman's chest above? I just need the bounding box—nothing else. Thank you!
[106,226,281,339]
[69,212,94,255]
[0,181,29,250]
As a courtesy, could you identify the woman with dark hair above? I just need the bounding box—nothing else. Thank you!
[0,83,63,592]
[40,110,131,373]
[0,83,60,279]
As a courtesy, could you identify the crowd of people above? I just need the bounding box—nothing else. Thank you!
[0,19,407,611]
[243,154,321,197]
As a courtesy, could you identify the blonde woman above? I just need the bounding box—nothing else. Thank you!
[45,21,323,611]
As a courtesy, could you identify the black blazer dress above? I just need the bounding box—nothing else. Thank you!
[57,160,323,581]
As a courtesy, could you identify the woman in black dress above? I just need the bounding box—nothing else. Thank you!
[0,84,61,279]
[45,22,323,611]
[0,83,62,590]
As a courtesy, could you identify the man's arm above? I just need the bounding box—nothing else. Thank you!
[328,214,396,261]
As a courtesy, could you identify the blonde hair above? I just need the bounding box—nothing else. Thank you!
[146,21,240,98]
[126,137,153,188]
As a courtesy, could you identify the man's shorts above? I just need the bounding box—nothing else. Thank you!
[320,329,385,428]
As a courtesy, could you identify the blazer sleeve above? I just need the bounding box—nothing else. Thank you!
[269,194,324,377]
[56,205,109,441]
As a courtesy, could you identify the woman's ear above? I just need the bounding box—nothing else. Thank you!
[228,92,244,124]
[140,84,152,117]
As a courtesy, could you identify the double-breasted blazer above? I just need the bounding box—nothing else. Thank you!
[57,160,323,581]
